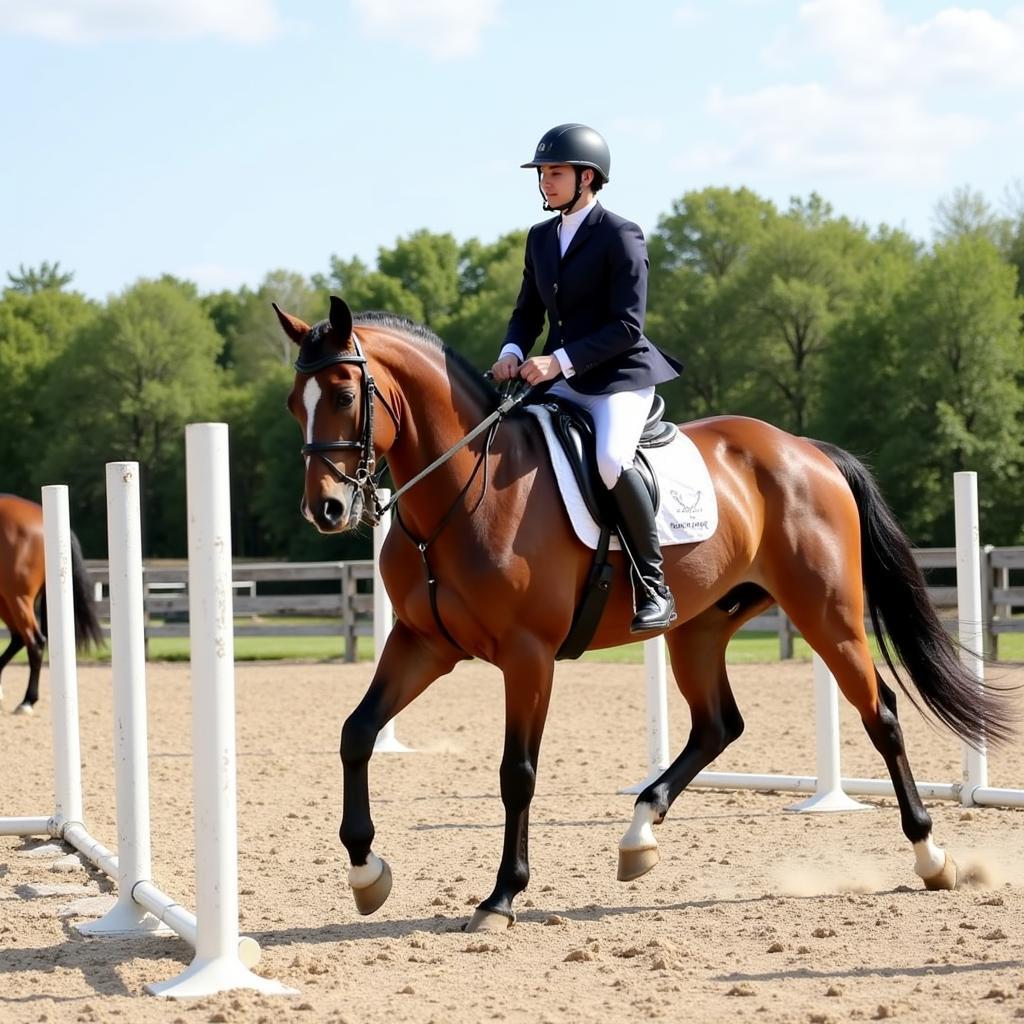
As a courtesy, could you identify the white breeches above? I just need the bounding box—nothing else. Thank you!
[546,381,656,490]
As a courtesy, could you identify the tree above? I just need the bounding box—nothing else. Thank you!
[6,260,75,294]
[871,237,1024,544]
[0,288,99,498]
[734,201,873,433]
[36,279,226,555]
[647,187,778,420]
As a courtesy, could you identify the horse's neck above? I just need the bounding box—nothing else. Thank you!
[378,340,506,538]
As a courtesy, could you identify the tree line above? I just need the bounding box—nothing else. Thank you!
[3,185,1023,561]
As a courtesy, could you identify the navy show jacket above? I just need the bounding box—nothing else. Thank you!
[502,202,682,395]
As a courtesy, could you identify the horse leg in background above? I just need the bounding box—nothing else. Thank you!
[468,644,554,932]
[618,606,751,881]
[3,593,44,715]
[0,631,25,708]
[16,633,45,715]
[340,621,461,916]
[778,587,957,891]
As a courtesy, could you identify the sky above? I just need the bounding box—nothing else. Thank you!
[2,0,1024,300]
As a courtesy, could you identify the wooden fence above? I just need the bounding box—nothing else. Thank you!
[84,547,1024,662]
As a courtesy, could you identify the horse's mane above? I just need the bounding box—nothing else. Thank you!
[352,311,500,413]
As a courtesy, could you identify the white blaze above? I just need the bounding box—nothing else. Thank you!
[302,377,322,465]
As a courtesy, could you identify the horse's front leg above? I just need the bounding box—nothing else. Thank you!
[341,621,459,915]
[0,633,24,708]
[468,646,554,933]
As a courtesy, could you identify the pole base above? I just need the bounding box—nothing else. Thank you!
[785,788,873,813]
[148,956,297,999]
[373,734,412,753]
[75,897,174,937]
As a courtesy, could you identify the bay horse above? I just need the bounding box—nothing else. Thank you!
[276,296,1014,933]
[0,495,103,713]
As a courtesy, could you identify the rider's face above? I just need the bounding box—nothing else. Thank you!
[538,163,593,210]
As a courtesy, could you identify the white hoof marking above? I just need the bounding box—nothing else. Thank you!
[619,802,659,852]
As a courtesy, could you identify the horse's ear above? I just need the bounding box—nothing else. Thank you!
[329,295,353,343]
[272,303,310,347]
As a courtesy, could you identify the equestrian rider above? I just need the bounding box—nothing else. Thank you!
[491,123,682,633]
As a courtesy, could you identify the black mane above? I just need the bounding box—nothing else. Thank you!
[351,311,500,412]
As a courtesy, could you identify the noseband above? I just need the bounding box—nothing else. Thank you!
[296,330,399,526]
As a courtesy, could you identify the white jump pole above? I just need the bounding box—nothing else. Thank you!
[619,638,670,794]
[77,463,168,936]
[42,485,85,833]
[372,489,410,753]
[149,424,295,998]
[785,656,871,813]
[0,486,82,840]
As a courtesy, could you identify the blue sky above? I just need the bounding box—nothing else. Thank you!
[3,0,1023,299]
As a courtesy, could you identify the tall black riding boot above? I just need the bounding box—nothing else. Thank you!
[610,467,676,633]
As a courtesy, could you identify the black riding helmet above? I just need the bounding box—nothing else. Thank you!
[522,123,610,212]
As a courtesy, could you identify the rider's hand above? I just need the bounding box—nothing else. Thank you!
[519,355,562,386]
[491,354,522,381]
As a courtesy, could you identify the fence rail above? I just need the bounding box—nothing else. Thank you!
[84,547,1024,661]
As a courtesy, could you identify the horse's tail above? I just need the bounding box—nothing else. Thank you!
[810,439,1016,748]
[69,531,104,650]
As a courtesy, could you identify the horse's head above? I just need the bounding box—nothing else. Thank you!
[275,295,398,534]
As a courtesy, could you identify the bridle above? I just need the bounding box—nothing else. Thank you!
[296,329,535,529]
[296,330,399,526]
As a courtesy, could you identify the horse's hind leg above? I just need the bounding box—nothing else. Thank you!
[340,621,460,916]
[779,585,957,891]
[618,607,749,881]
[0,631,25,708]
[15,635,44,715]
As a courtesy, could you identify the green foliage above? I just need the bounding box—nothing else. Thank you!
[34,279,225,554]
[6,185,1024,558]
[6,260,75,294]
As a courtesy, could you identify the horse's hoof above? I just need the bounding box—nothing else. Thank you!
[922,851,958,891]
[351,859,393,915]
[12,703,34,716]
[466,908,515,933]
[617,845,659,882]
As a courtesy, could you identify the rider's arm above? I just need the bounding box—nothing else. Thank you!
[501,228,546,359]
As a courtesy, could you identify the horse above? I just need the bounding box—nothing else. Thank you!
[275,295,1015,933]
[0,494,103,713]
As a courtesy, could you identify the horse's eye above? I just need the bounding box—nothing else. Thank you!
[338,391,356,409]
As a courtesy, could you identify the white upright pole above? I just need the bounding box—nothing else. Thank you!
[79,463,168,936]
[41,485,84,831]
[372,490,410,753]
[149,424,294,998]
[786,656,870,813]
[619,638,670,794]
[954,471,987,806]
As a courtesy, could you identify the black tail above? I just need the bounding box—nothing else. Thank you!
[811,440,1017,748]
[69,531,104,650]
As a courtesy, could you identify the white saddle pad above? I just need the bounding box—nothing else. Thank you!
[526,404,718,550]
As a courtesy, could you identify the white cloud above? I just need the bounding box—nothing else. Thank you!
[671,5,703,28]
[0,0,280,43]
[177,262,258,294]
[678,83,986,184]
[796,0,1024,90]
[351,0,500,59]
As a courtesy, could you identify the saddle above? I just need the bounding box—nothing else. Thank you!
[536,395,678,660]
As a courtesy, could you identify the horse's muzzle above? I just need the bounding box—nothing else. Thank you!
[310,487,363,534]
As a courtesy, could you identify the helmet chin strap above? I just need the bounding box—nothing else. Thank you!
[539,167,585,214]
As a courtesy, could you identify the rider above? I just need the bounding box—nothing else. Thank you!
[491,123,682,633]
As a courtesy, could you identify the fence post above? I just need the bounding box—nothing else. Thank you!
[778,611,794,660]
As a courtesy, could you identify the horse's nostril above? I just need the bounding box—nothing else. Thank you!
[322,497,345,526]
